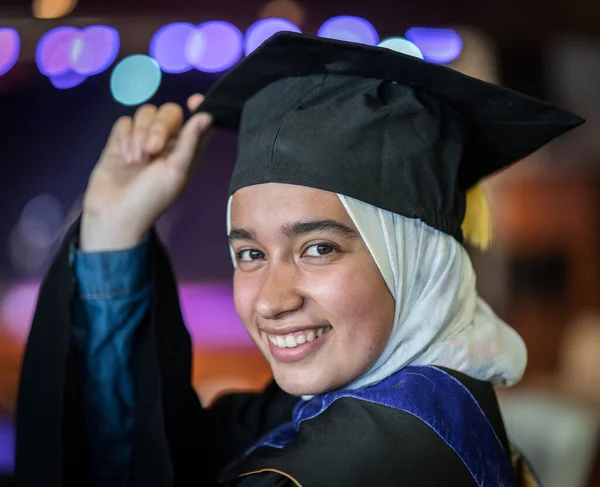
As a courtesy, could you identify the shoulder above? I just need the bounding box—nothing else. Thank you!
[231,367,510,487]
[297,396,479,485]
[236,397,477,486]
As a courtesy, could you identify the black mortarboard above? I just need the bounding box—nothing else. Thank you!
[197,32,583,241]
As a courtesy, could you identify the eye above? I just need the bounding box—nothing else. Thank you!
[236,249,265,262]
[303,243,338,258]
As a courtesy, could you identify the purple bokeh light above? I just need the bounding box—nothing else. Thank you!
[1,282,252,347]
[178,284,253,346]
[0,282,39,342]
[187,21,243,73]
[69,25,120,75]
[36,26,79,76]
[244,18,301,55]
[405,27,463,64]
[0,418,14,474]
[0,28,20,76]
[49,71,87,89]
[150,22,196,74]
[317,16,379,46]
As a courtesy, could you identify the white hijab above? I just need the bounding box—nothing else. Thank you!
[227,193,527,390]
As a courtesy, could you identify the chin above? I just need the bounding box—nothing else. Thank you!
[271,367,343,397]
[276,380,327,397]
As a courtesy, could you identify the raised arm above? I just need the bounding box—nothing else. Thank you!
[15,97,297,487]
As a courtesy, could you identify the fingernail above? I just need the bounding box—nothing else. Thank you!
[198,114,212,130]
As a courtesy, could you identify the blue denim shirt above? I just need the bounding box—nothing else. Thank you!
[71,236,151,487]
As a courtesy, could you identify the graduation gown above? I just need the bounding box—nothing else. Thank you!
[16,228,519,486]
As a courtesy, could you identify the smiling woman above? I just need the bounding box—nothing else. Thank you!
[230,184,394,396]
[16,33,583,487]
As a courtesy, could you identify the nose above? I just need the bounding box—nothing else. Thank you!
[254,263,303,320]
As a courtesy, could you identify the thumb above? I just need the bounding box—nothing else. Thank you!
[168,112,213,172]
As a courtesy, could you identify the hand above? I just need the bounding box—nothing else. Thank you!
[80,95,213,251]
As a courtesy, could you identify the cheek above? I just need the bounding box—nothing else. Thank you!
[306,265,394,348]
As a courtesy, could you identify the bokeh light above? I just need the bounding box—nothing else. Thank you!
[150,22,195,74]
[0,282,250,346]
[178,284,251,346]
[244,18,301,55]
[32,0,77,19]
[405,27,463,64]
[68,25,119,75]
[110,54,162,106]
[0,282,40,342]
[49,71,86,89]
[9,225,51,275]
[0,417,14,474]
[317,16,379,45]
[36,26,79,76]
[378,37,424,59]
[20,194,64,243]
[0,28,20,76]
[8,194,64,275]
[258,0,306,26]
[186,21,243,73]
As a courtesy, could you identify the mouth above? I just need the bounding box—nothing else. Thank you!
[264,326,333,363]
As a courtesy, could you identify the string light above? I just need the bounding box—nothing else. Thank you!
[110,54,162,106]
[378,37,423,59]
[25,19,463,95]
[405,27,462,64]
[0,28,19,76]
[32,0,77,19]
[186,21,243,73]
[245,18,301,55]
[318,16,379,45]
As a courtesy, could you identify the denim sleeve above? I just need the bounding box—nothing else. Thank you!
[70,235,151,487]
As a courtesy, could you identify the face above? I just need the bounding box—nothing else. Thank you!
[229,183,395,396]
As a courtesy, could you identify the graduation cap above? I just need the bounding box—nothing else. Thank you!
[197,32,583,245]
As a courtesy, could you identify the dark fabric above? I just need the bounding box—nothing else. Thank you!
[232,75,468,240]
[242,365,513,486]
[196,32,583,241]
[223,368,514,487]
[15,223,298,487]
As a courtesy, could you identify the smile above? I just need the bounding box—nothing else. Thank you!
[268,326,332,348]
[265,326,333,363]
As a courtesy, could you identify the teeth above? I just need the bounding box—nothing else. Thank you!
[268,326,331,348]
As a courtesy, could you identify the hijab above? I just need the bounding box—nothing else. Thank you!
[226,192,527,392]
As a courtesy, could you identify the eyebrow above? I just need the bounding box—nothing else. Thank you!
[281,219,360,239]
[228,228,257,242]
[228,219,360,242]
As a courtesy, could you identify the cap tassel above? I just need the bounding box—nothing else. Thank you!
[461,184,493,250]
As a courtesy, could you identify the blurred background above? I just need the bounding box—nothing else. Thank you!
[1,0,600,485]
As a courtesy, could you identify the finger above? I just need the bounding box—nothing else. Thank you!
[105,116,133,159]
[168,112,213,172]
[187,94,205,112]
[144,102,184,155]
[131,104,157,162]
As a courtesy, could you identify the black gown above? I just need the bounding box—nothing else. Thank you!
[15,227,516,486]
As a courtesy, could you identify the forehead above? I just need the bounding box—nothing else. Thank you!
[230,183,353,226]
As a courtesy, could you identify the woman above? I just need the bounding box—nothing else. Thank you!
[16,33,582,486]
